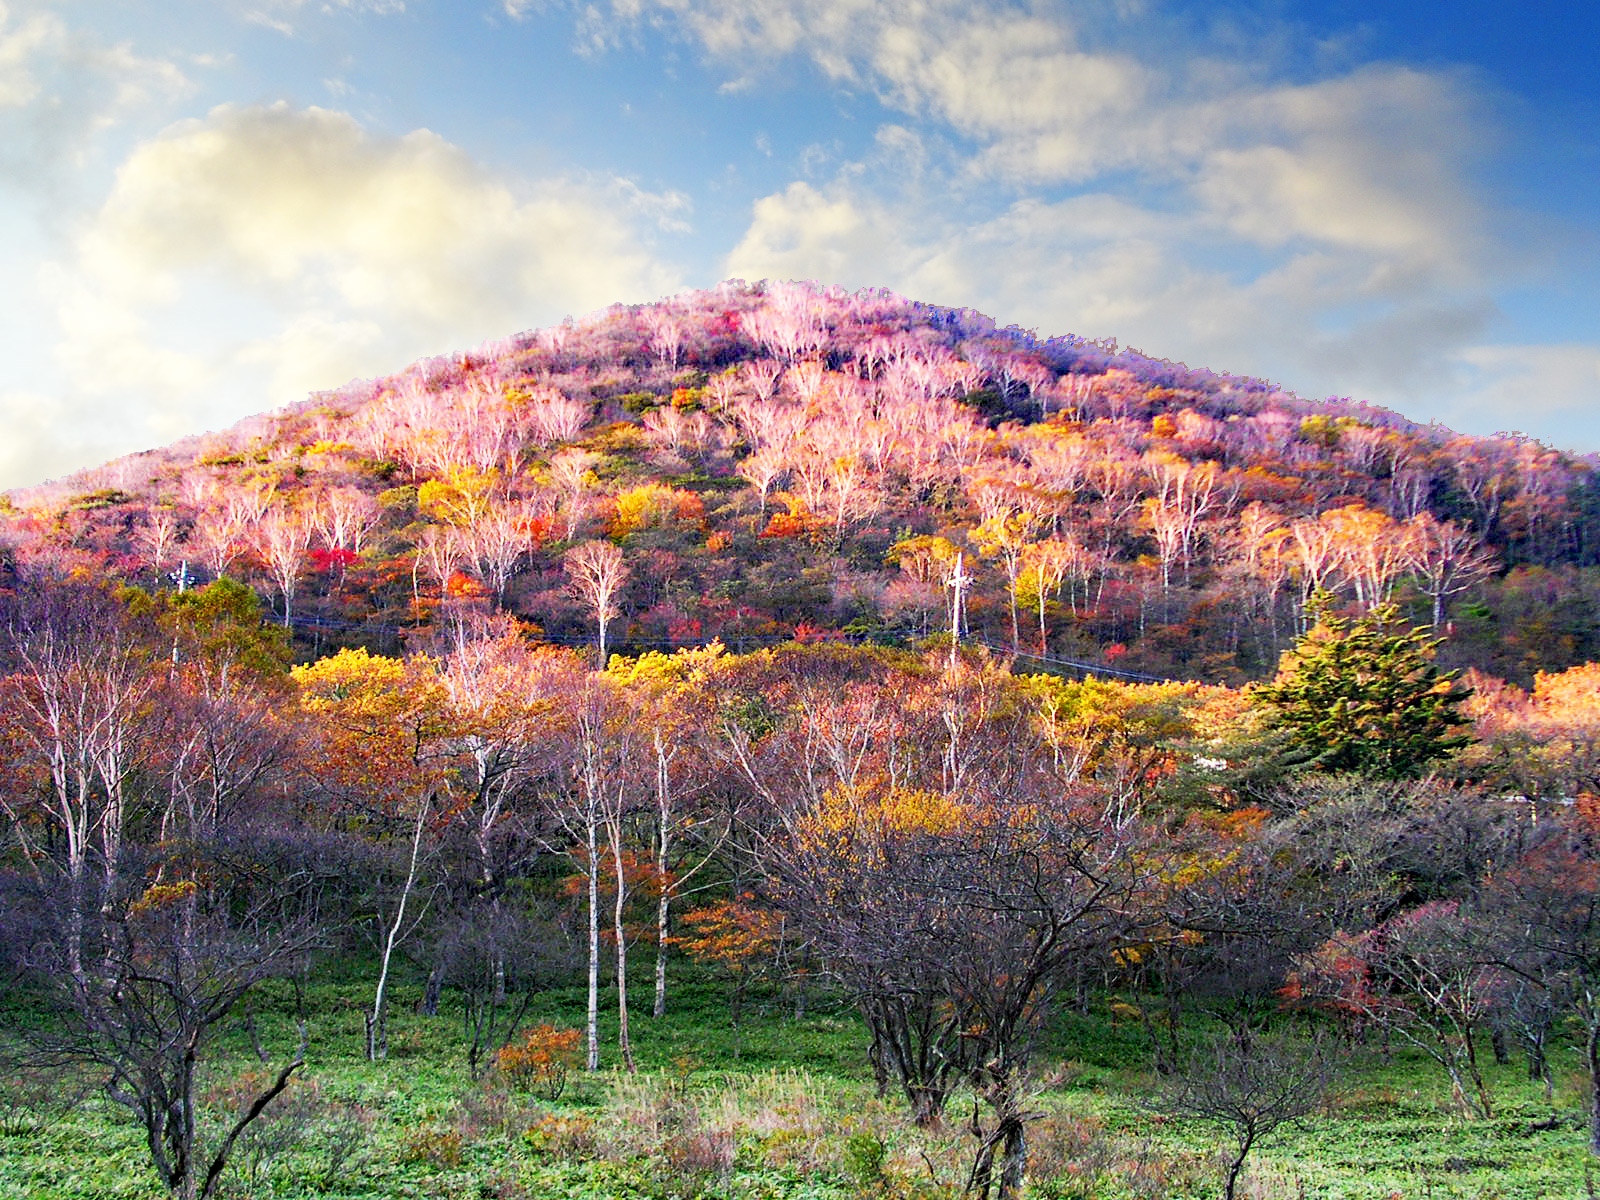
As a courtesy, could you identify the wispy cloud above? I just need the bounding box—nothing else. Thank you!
[237,0,408,38]
[1446,344,1600,447]
[0,2,192,186]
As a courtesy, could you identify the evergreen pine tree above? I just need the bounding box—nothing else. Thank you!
[1254,598,1472,778]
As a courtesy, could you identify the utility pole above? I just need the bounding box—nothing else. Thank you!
[947,550,970,671]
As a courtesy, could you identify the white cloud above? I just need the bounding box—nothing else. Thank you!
[251,0,407,18]
[1444,344,1600,447]
[1186,67,1487,277]
[721,173,1512,432]
[665,0,1554,439]
[1197,143,1431,253]
[0,388,86,489]
[616,1,1151,179]
[613,0,1488,270]
[869,13,1152,182]
[0,2,57,108]
[725,181,899,288]
[240,11,296,35]
[625,0,867,65]
[724,178,1181,325]
[236,0,407,37]
[14,102,683,489]
[70,104,681,324]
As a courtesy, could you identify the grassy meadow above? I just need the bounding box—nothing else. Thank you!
[0,964,1590,1200]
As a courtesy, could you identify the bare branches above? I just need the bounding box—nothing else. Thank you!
[1153,1029,1337,1200]
[564,540,628,666]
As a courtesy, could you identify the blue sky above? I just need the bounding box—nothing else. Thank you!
[2,0,1596,490]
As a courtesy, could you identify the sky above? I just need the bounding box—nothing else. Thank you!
[2,0,1597,491]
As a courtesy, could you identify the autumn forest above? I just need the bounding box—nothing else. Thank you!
[2,281,1599,1200]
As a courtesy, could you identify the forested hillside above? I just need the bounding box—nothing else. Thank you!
[4,280,1598,683]
[4,281,1600,1200]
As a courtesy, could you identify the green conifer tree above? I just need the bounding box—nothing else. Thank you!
[1254,599,1472,779]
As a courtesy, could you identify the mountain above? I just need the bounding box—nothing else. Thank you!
[3,280,1597,683]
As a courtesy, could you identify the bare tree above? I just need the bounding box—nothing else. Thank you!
[311,486,382,556]
[0,583,157,982]
[464,497,543,599]
[565,540,629,666]
[1405,512,1496,630]
[1479,812,1600,1153]
[1291,901,1501,1119]
[432,902,567,1075]
[251,501,314,626]
[762,779,1155,1197]
[137,506,183,572]
[12,838,321,1200]
[545,672,642,1071]
[546,448,601,539]
[193,482,273,580]
[413,523,467,605]
[1152,1028,1337,1200]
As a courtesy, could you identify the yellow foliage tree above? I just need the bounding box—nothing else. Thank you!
[608,483,706,539]
[294,648,457,1059]
[417,467,499,528]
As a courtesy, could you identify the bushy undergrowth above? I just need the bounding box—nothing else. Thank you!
[0,973,1589,1199]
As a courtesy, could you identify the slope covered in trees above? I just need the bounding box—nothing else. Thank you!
[3,280,1597,684]
[5,278,1600,1193]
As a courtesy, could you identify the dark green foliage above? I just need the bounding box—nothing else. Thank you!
[1254,600,1472,778]
[1444,566,1600,684]
[120,577,291,680]
[742,561,832,623]
[958,387,1008,422]
[358,457,400,481]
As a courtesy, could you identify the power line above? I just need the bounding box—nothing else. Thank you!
[967,636,1183,684]
[284,611,1194,683]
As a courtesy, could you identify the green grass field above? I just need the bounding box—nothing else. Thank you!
[0,969,1591,1200]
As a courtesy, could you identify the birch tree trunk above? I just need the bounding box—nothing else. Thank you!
[1587,1006,1600,1156]
[654,850,670,1017]
[654,736,671,1018]
[367,796,429,1061]
[610,817,636,1072]
[585,818,600,1072]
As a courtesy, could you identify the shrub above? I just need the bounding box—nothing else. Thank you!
[496,1024,582,1100]
[0,1057,88,1136]
[522,1111,600,1160]
[842,1130,887,1187]
[202,1073,375,1193]
[399,1124,464,1167]
[662,1127,737,1182]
